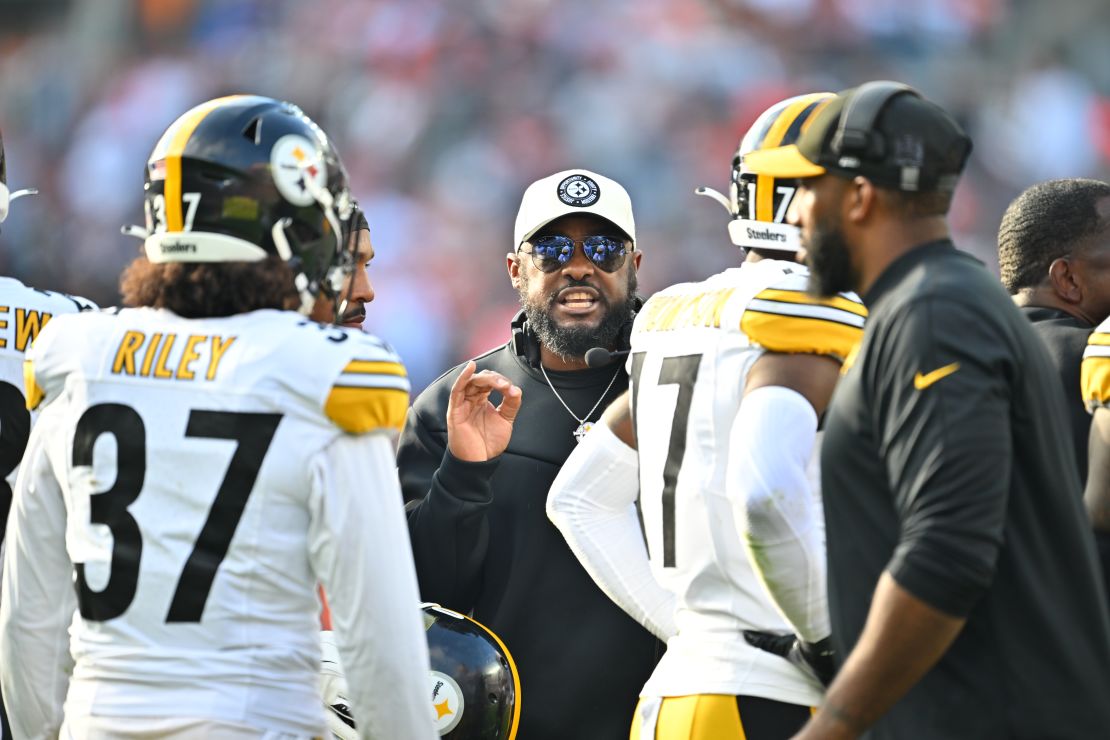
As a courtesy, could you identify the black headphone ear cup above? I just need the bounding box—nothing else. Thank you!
[510,309,526,355]
[833,81,916,158]
[509,309,542,367]
[616,297,642,350]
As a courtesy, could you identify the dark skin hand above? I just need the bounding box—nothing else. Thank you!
[446,361,523,463]
[793,573,966,740]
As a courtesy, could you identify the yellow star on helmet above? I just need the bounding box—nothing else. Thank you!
[291,146,306,162]
[434,699,454,719]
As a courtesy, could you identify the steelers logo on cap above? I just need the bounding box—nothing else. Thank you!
[557,174,600,207]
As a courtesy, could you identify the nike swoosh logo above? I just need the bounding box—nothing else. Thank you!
[914,362,960,390]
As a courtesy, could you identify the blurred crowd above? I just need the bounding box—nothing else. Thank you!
[1,0,1108,392]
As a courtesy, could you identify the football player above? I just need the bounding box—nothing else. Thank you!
[0,128,96,548]
[0,127,97,740]
[547,93,865,739]
[0,96,435,740]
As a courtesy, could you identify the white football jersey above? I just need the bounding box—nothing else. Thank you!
[0,277,95,542]
[627,259,864,703]
[1082,316,1110,410]
[0,307,434,739]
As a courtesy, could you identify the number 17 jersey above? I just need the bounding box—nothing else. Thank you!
[7,306,417,736]
[628,259,865,704]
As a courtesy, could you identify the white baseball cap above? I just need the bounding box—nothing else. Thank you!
[513,169,636,247]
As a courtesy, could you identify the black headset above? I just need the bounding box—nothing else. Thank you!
[510,309,543,367]
[830,81,919,161]
[510,295,643,368]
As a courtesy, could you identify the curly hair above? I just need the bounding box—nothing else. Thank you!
[998,178,1110,293]
[119,255,300,317]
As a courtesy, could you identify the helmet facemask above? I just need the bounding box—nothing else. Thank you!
[269,157,357,316]
[311,202,367,325]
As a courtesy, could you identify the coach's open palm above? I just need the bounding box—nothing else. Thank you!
[446,361,523,462]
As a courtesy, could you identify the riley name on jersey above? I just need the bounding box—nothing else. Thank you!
[26,308,409,435]
[109,330,236,382]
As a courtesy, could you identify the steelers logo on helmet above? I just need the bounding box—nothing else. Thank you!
[557,174,600,207]
[422,603,520,740]
[429,670,465,735]
[271,134,329,207]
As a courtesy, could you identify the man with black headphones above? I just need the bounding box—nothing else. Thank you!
[398,169,659,740]
[744,82,1110,738]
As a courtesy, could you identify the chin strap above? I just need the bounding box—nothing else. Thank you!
[298,154,357,321]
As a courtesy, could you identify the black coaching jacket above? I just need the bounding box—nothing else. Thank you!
[399,340,661,740]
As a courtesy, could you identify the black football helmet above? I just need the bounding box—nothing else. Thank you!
[0,128,39,225]
[424,603,519,740]
[696,92,833,254]
[125,95,356,314]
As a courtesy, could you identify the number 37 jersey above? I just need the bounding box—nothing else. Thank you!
[7,307,415,735]
[628,259,865,703]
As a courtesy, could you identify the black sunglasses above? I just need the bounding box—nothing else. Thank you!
[519,235,631,273]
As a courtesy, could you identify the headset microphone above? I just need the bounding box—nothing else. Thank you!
[585,347,629,368]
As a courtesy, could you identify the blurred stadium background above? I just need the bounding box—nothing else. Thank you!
[1,0,1108,393]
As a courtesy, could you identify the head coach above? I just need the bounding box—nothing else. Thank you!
[743,82,1110,739]
[398,169,659,740]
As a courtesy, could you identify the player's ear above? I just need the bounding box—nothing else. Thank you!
[846,176,876,224]
[508,252,522,288]
[1048,257,1081,304]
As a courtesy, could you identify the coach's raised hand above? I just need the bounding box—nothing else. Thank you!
[446,360,523,462]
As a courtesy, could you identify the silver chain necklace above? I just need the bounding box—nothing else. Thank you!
[540,363,623,443]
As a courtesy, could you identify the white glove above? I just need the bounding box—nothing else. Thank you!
[319,630,360,740]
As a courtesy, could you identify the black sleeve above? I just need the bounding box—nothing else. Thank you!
[870,297,1012,617]
[397,387,502,612]
[1095,530,1110,616]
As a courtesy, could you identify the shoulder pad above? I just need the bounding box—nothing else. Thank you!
[1082,328,1110,412]
[741,276,866,361]
[323,335,411,433]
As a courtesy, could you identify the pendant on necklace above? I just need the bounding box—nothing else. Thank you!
[574,421,594,443]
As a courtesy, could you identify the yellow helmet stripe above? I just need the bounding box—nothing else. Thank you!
[754,94,829,223]
[801,98,834,134]
[164,95,245,231]
[464,612,522,739]
[763,95,827,150]
[755,173,775,222]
